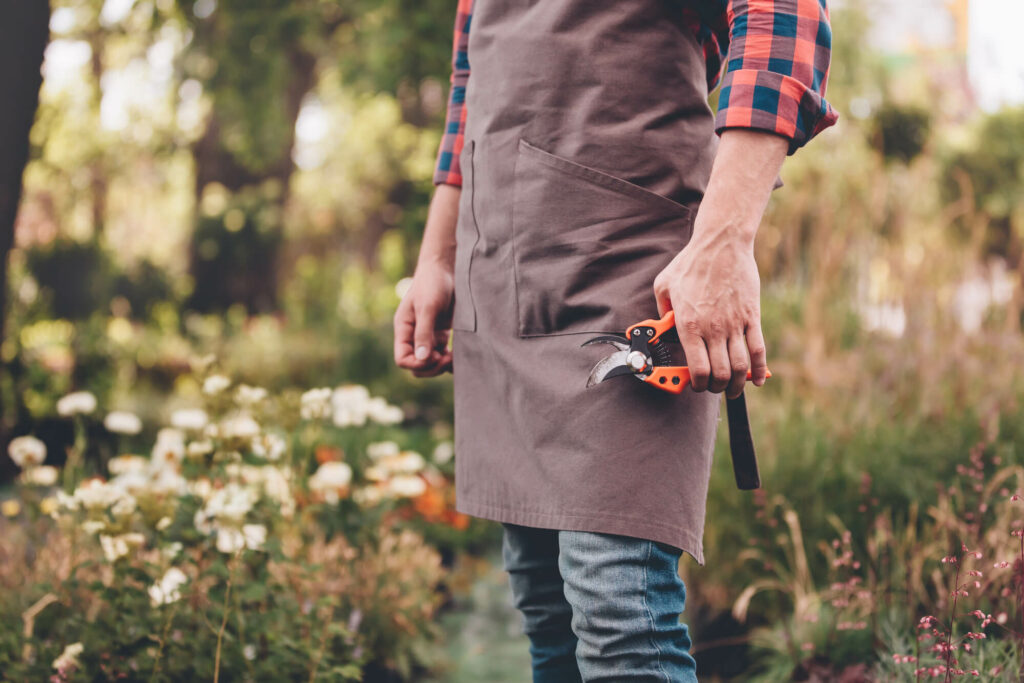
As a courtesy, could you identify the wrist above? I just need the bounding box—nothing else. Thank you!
[415,250,455,275]
[690,210,758,250]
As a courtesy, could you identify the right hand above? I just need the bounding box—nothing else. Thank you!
[393,263,455,377]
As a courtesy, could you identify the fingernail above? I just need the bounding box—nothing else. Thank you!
[415,346,429,360]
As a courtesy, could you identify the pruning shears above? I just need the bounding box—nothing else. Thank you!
[583,310,769,490]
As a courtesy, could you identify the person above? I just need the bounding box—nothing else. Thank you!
[394,0,837,679]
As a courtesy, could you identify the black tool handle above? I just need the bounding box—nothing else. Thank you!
[726,392,761,490]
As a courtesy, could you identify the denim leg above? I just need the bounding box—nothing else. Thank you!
[557,531,698,682]
[501,523,584,683]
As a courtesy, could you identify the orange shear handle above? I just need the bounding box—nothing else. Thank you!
[630,311,772,393]
[626,310,677,341]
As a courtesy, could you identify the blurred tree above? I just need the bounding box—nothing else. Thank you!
[0,0,50,344]
[941,107,1024,267]
[869,103,931,164]
[177,0,454,312]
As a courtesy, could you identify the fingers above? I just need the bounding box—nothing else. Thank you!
[413,330,453,377]
[746,322,768,387]
[725,333,750,399]
[393,297,418,369]
[677,316,711,392]
[413,300,440,365]
[706,330,731,394]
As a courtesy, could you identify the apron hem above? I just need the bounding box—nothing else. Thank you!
[456,497,706,566]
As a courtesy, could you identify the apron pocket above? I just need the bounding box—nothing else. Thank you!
[452,140,480,332]
[511,138,695,337]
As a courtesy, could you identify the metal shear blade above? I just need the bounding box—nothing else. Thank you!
[585,350,630,387]
[581,335,630,352]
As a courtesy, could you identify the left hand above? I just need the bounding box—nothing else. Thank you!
[653,231,768,399]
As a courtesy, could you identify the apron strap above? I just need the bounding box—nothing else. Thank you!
[725,392,761,490]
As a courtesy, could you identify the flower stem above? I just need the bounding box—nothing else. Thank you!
[213,555,238,683]
[944,556,961,683]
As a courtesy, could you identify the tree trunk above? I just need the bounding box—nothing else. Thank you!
[0,0,50,342]
[0,0,49,455]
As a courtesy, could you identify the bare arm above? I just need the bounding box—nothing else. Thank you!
[654,129,787,399]
[393,184,460,376]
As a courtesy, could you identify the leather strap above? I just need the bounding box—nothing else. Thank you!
[726,392,761,490]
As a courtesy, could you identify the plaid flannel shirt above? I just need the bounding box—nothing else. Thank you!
[433,0,838,187]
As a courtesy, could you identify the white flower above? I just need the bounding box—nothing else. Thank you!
[364,465,389,482]
[149,567,188,606]
[391,451,426,474]
[301,387,334,420]
[108,455,148,475]
[110,494,138,518]
[156,516,173,531]
[186,440,215,459]
[203,483,255,523]
[353,485,384,508]
[261,466,295,517]
[309,462,352,504]
[104,411,142,435]
[54,490,78,513]
[170,408,209,431]
[242,523,267,549]
[147,468,187,497]
[100,533,144,562]
[21,464,58,487]
[82,520,107,535]
[56,391,96,417]
[387,474,427,498]
[8,435,46,468]
[203,374,231,395]
[331,385,370,427]
[235,384,267,406]
[152,428,186,465]
[215,524,266,554]
[367,441,400,460]
[252,433,286,461]
[52,642,83,671]
[74,479,124,510]
[243,644,257,661]
[220,413,260,441]
[193,508,215,535]
[109,470,148,495]
[366,397,403,425]
[162,541,183,560]
[433,441,455,465]
[188,477,213,500]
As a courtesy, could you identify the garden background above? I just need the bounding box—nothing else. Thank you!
[2,0,1024,680]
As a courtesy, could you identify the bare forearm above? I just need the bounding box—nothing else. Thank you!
[692,129,787,249]
[416,183,461,272]
[654,129,787,397]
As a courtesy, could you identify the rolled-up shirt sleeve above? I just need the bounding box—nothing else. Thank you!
[716,0,839,153]
[433,0,473,187]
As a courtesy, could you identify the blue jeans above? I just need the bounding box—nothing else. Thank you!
[501,523,698,682]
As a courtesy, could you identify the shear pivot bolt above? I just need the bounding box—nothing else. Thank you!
[626,351,648,372]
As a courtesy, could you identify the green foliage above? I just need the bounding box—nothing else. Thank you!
[335,0,455,97]
[25,239,116,320]
[940,106,1024,259]
[188,182,285,312]
[870,103,931,163]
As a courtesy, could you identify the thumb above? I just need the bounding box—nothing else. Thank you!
[413,302,439,364]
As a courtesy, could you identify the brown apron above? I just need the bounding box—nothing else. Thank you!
[451,0,722,564]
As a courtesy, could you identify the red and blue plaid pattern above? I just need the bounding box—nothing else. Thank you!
[433,0,838,185]
[433,0,472,186]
